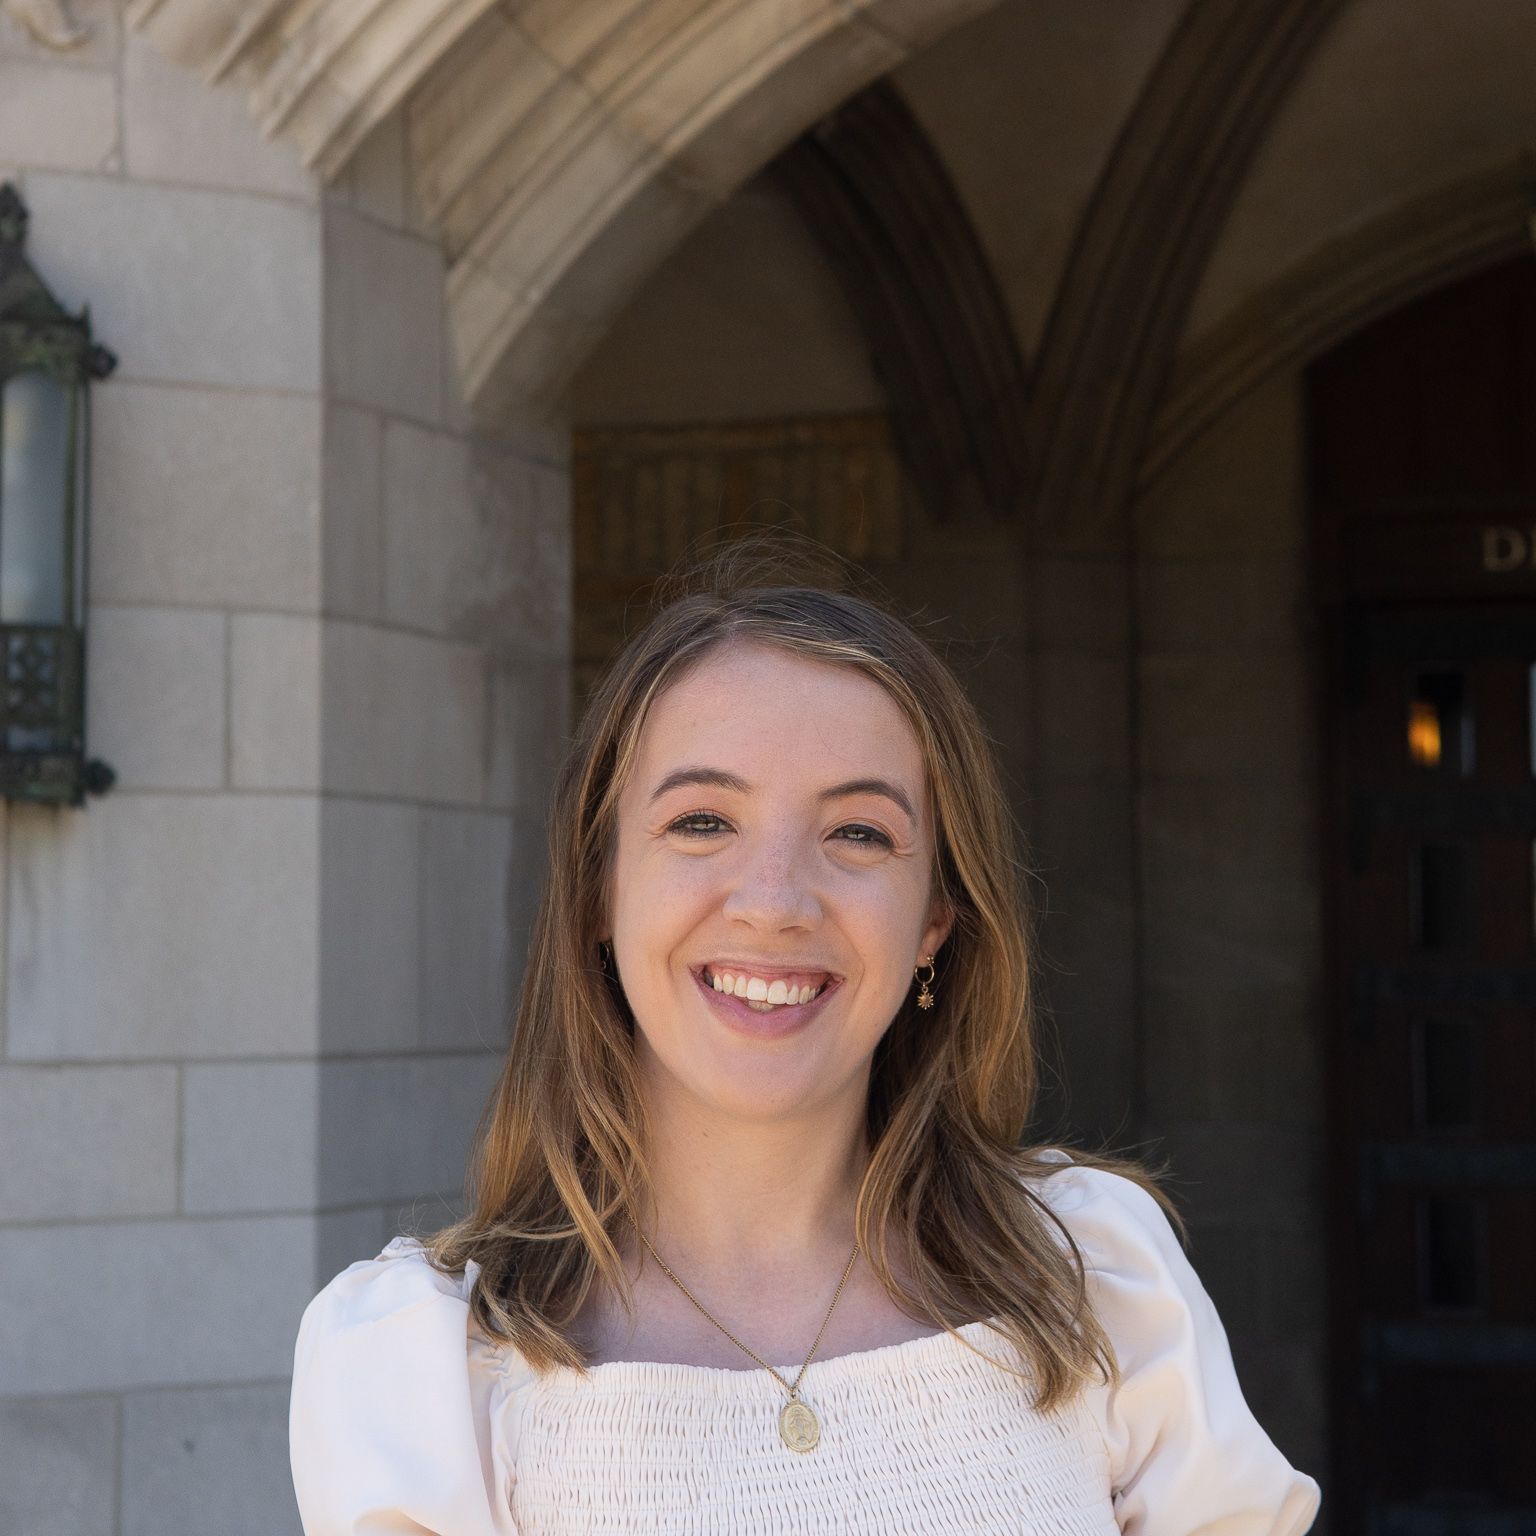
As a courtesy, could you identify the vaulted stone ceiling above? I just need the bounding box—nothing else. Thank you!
[124,0,1536,503]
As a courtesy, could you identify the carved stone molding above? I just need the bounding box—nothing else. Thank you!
[126,0,998,415]
[2,0,89,50]
[124,0,501,178]
[420,0,1000,413]
[1143,162,1536,487]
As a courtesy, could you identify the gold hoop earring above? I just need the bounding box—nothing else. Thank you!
[914,955,937,1010]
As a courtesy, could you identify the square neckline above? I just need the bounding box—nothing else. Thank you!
[547,1317,1012,1393]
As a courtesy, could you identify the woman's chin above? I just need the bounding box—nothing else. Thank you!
[642,1044,856,1128]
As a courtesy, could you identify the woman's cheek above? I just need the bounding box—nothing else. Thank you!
[653,853,716,900]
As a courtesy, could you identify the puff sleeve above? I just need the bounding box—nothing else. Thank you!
[289,1237,520,1536]
[1037,1156,1322,1536]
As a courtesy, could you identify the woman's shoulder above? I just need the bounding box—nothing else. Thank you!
[293,1234,530,1386]
[298,1235,472,1329]
[1022,1145,1181,1254]
[290,1237,529,1536]
[1017,1147,1210,1366]
[1021,1148,1322,1533]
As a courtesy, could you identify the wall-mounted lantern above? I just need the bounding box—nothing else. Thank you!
[0,182,115,806]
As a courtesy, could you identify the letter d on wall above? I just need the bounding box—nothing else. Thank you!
[1482,525,1528,572]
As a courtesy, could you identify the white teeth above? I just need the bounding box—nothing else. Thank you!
[704,970,827,1007]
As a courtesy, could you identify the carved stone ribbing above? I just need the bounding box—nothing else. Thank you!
[773,81,1030,522]
[430,0,999,411]
[1026,0,1350,548]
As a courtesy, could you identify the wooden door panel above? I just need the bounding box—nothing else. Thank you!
[1326,605,1536,1528]
[1376,1367,1532,1502]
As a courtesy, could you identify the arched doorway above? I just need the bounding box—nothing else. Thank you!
[1311,254,1536,1531]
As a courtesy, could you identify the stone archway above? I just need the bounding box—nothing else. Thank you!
[127,0,1001,414]
[1145,160,1536,484]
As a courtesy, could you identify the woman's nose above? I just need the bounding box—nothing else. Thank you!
[720,838,821,931]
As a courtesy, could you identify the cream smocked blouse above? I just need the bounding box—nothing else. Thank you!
[289,1153,1321,1535]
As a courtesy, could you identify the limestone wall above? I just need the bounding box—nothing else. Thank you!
[0,11,567,1530]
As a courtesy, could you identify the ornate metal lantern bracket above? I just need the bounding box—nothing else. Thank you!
[0,181,116,805]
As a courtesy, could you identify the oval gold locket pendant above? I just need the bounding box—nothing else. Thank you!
[779,1398,821,1453]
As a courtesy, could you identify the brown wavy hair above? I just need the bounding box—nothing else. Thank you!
[422,533,1180,1412]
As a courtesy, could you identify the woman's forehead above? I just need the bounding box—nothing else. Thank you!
[632,641,927,791]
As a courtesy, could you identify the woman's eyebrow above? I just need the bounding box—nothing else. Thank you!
[649,766,915,823]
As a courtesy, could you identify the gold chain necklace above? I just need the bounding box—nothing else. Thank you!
[631,1222,860,1453]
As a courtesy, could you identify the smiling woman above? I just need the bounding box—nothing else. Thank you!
[607,640,952,1134]
[288,534,1321,1535]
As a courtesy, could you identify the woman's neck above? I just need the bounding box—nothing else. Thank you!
[633,1076,870,1277]
[572,1064,937,1369]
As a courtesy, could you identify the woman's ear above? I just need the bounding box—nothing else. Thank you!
[920,902,955,962]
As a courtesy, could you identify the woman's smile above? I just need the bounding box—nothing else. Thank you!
[691,964,847,1038]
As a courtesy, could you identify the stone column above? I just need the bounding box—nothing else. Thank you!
[1131,371,1327,1483]
[0,14,569,1531]
[312,104,570,1267]
[1022,541,1141,1151]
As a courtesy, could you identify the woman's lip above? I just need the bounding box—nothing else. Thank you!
[691,968,840,1038]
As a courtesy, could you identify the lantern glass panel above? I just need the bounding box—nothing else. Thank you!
[0,369,72,626]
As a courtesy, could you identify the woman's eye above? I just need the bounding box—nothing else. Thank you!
[833,823,892,848]
[668,811,729,838]
[664,814,890,848]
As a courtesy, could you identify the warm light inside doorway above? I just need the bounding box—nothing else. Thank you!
[1409,671,1472,774]
[1408,698,1441,767]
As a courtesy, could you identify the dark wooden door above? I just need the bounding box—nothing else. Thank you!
[1312,258,1536,1534]
[1328,605,1536,1532]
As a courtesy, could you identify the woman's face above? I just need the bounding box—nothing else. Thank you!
[605,639,953,1127]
